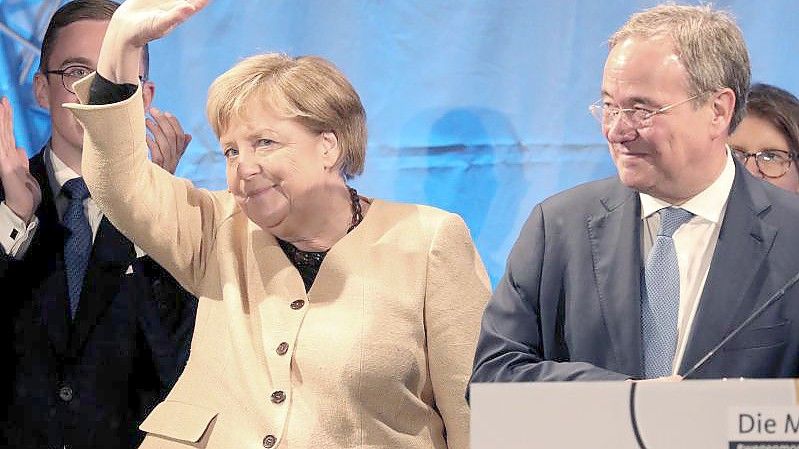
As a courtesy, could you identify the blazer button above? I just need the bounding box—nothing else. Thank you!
[262,434,277,448]
[276,342,289,355]
[58,385,73,402]
[289,299,305,310]
[271,390,286,404]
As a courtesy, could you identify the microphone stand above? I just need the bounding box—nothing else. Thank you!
[682,269,799,379]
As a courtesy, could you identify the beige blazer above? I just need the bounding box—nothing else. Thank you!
[68,75,490,449]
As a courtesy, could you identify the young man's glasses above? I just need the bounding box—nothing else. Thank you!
[44,64,145,95]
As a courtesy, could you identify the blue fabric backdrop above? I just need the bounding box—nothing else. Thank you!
[2,0,798,284]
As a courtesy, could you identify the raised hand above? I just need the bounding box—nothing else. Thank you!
[113,0,210,48]
[0,97,41,223]
[99,0,209,84]
[147,107,192,174]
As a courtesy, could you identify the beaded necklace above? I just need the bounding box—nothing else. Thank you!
[277,186,363,291]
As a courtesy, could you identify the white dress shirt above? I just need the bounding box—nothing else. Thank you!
[639,151,735,374]
[0,146,143,259]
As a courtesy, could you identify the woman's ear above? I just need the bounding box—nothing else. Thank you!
[320,131,341,170]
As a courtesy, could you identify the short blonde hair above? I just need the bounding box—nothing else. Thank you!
[609,4,750,133]
[207,53,367,179]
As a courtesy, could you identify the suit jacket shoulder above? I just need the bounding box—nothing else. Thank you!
[539,176,635,219]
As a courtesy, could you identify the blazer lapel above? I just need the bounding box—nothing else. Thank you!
[586,181,644,377]
[68,217,136,355]
[244,218,301,401]
[679,163,777,374]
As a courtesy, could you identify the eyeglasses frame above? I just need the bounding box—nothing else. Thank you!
[44,65,146,95]
[589,92,708,130]
[729,146,796,179]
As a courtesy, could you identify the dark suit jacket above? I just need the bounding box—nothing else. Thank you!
[0,150,196,449]
[471,161,799,384]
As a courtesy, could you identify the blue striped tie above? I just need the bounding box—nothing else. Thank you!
[62,178,91,320]
[642,206,694,378]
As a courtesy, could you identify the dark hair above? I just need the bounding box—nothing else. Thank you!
[746,83,799,157]
[39,0,150,79]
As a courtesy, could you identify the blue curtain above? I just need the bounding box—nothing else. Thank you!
[2,0,798,284]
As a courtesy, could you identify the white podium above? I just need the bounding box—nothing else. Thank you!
[471,379,799,449]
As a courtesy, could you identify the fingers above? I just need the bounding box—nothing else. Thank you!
[147,107,191,174]
[146,115,167,167]
[189,0,211,9]
[149,0,211,41]
[157,108,183,152]
[0,99,39,221]
[108,0,211,55]
[146,133,163,167]
[17,147,29,171]
[0,97,17,160]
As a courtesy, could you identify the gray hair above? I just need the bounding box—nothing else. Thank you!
[609,3,750,133]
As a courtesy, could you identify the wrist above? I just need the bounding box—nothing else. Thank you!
[97,24,143,85]
[4,201,34,225]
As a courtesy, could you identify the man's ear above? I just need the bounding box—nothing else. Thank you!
[709,88,736,139]
[141,80,155,110]
[319,131,341,170]
[33,72,50,110]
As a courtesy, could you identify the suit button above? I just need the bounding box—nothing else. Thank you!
[271,390,286,404]
[262,434,277,448]
[276,342,289,355]
[289,299,305,310]
[58,386,73,402]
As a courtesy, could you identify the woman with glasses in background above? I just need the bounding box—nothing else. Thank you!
[728,83,799,193]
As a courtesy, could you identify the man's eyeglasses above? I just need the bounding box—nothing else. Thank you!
[589,93,706,130]
[44,64,145,95]
[729,146,795,179]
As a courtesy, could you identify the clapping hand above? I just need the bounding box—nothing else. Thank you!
[0,97,41,223]
[146,107,192,174]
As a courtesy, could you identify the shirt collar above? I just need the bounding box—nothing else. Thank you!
[639,150,735,224]
[47,143,82,198]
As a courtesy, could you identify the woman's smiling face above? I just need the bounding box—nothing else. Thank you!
[221,99,340,232]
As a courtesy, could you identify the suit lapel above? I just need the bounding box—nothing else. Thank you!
[68,217,136,355]
[29,150,136,356]
[679,163,776,374]
[28,152,71,356]
[587,181,644,377]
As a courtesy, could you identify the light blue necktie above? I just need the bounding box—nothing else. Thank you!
[62,177,92,320]
[642,206,694,378]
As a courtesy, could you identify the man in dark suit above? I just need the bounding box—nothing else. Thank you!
[471,4,799,385]
[0,1,196,447]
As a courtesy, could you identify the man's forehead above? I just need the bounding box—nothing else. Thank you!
[50,56,96,69]
[606,36,680,71]
[47,19,108,68]
[601,36,688,97]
